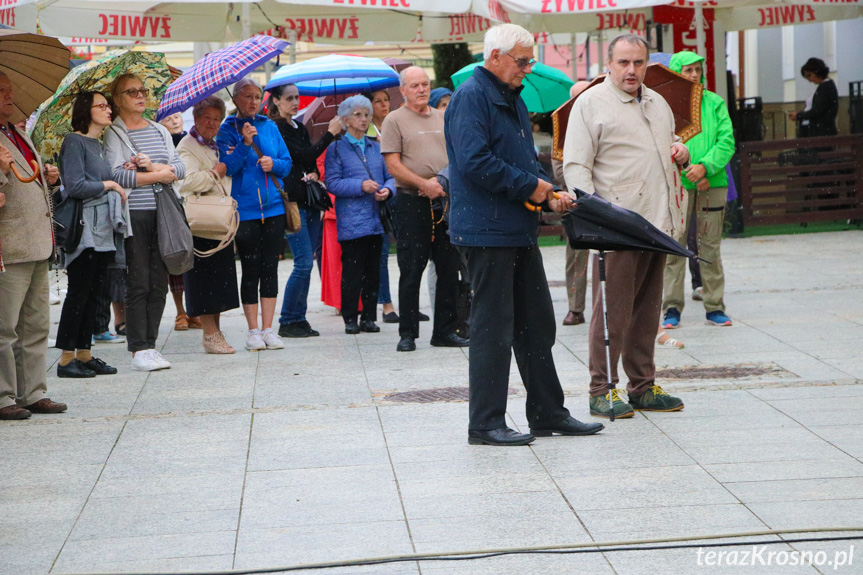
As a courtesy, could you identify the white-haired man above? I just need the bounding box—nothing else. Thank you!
[382,66,466,353]
[446,24,604,446]
[563,34,690,419]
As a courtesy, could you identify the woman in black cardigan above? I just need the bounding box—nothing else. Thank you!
[268,83,342,338]
[789,57,838,138]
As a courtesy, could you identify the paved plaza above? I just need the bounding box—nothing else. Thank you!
[2,230,863,575]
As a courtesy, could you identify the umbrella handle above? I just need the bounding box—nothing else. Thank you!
[524,192,560,212]
[11,160,40,184]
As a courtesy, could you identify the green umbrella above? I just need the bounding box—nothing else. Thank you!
[450,61,574,114]
[29,49,172,164]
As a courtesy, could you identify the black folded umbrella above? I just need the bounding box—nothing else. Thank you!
[562,189,696,259]
[560,189,698,421]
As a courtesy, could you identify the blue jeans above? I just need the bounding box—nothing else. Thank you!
[378,232,392,304]
[280,208,323,325]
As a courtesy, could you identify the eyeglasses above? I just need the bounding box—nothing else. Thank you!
[91,103,111,111]
[121,88,149,98]
[350,111,370,118]
[504,53,537,70]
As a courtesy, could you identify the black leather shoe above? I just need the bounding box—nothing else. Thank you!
[382,311,399,324]
[430,332,469,347]
[530,416,604,437]
[396,336,416,352]
[359,320,380,333]
[418,312,430,322]
[57,359,97,379]
[468,427,535,446]
[82,357,118,375]
[345,321,360,335]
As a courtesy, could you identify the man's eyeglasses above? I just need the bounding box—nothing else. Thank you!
[91,103,111,111]
[504,53,537,70]
[121,88,149,98]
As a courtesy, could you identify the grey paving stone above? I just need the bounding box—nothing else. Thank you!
[52,530,237,573]
[421,554,615,575]
[234,521,414,569]
[705,457,863,483]
[68,507,240,541]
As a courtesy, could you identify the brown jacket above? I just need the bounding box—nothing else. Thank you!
[0,125,55,265]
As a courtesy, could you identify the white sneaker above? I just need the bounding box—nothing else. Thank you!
[245,329,266,351]
[261,328,284,350]
[150,349,171,369]
[131,350,163,372]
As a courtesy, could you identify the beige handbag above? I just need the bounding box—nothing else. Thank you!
[183,178,239,257]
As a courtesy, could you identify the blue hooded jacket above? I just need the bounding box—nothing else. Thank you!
[444,66,549,247]
[217,114,292,222]
[324,137,395,242]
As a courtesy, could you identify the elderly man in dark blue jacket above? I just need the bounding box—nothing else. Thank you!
[445,24,603,446]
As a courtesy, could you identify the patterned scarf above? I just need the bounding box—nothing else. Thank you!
[190,125,219,155]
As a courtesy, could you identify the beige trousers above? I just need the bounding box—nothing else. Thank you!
[663,187,727,315]
[564,244,589,314]
[0,259,50,408]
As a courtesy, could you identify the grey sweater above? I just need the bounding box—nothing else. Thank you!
[58,133,127,266]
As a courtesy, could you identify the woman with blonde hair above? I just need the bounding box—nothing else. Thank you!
[104,73,186,372]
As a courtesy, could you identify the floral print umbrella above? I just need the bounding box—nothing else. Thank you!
[29,49,172,164]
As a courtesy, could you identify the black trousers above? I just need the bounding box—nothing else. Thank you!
[461,245,570,431]
[235,215,284,305]
[55,249,114,351]
[340,234,382,324]
[395,193,459,339]
[125,210,169,352]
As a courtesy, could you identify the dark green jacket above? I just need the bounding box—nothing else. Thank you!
[669,51,735,190]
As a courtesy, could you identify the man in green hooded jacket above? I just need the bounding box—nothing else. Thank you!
[662,51,735,330]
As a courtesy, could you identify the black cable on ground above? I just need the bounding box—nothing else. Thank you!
[68,528,863,575]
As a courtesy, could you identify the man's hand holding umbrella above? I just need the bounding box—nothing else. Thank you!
[529,179,574,213]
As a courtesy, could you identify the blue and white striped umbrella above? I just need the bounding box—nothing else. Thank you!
[265,54,399,97]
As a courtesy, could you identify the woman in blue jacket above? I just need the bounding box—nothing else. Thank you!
[324,95,394,335]
[217,77,292,352]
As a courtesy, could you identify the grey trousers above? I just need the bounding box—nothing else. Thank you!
[125,210,168,352]
[0,259,49,409]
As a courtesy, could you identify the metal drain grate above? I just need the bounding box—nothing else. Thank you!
[656,364,789,380]
[383,386,519,403]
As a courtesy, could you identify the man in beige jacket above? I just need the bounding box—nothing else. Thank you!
[0,71,67,420]
[563,34,689,419]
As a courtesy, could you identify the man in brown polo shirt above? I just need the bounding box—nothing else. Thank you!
[381,66,467,352]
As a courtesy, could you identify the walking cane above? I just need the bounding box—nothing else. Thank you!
[597,250,616,422]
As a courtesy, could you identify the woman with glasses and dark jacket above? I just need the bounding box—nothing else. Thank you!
[267,82,341,339]
[55,91,127,378]
[104,73,186,373]
[324,95,394,335]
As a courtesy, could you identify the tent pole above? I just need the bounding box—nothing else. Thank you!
[694,1,706,58]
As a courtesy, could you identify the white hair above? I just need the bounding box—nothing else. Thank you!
[483,24,535,61]
[337,95,373,129]
[232,76,262,97]
[399,66,428,87]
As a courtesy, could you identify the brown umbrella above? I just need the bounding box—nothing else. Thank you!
[0,29,70,125]
[552,63,703,162]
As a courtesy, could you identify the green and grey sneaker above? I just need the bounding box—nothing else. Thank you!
[589,389,635,419]
[629,385,684,412]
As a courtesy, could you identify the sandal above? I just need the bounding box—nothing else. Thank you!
[174,314,189,331]
[187,316,203,329]
[656,331,684,349]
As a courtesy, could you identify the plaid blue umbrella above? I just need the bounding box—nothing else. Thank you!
[157,36,289,120]
[264,54,399,97]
